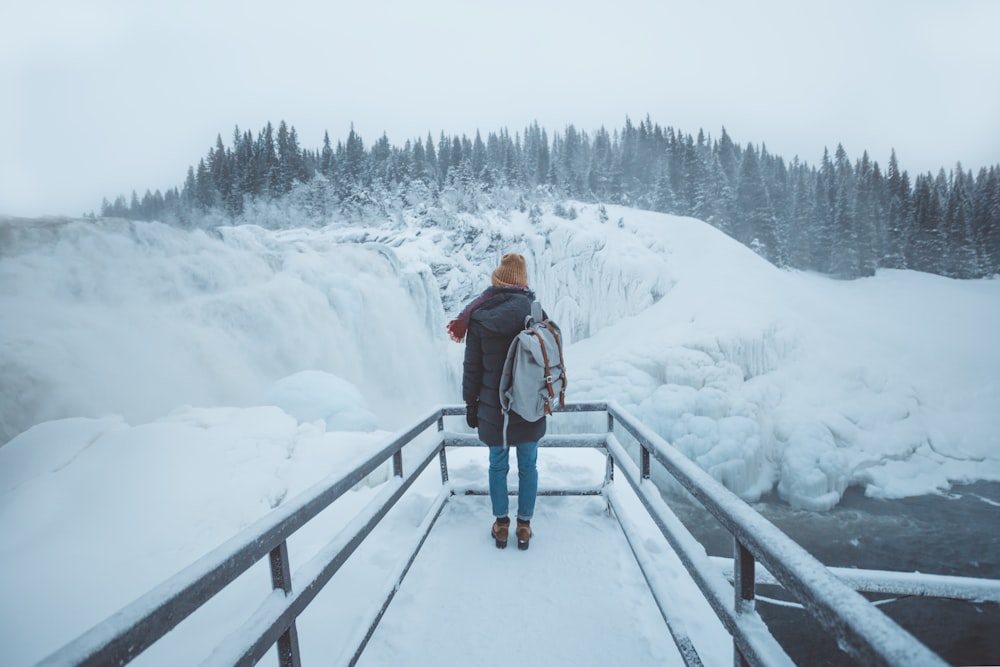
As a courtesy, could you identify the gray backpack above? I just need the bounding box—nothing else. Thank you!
[499,301,567,444]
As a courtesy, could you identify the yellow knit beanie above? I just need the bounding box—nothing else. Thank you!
[491,253,529,287]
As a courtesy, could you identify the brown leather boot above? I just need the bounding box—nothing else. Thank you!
[516,519,532,551]
[491,517,510,549]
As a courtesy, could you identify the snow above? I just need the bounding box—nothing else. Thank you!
[352,493,683,667]
[709,556,1000,605]
[1,204,998,665]
[264,370,378,432]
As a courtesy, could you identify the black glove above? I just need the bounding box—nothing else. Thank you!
[466,403,479,429]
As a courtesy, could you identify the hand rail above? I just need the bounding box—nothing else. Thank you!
[603,400,949,667]
[34,401,959,667]
[36,408,445,667]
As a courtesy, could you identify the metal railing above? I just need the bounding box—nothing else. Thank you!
[37,401,978,667]
[599,402,951,667]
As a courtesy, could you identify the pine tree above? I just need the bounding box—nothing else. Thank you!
[181,165,197,212]
[424,133,438,184]
[449,136,464,180]
[683,134,707,216]
[255,123,277,197]
[733,145,778,262]
[884,150,909,269]
[909,174,943,273]
[471,130,487,183]
[988,167,1000,274]
[272,121,298,196]
[944,163,976,277]
[320,131,335,178]
[229,128,251,203]
[829,178,860,277]
[852,151,880,277]
[370,132,392,184]
[588,126,614,198]
[537,128,551,187]
[811,148,838,272]
[343,124,365,183]
[501,128,519,185]
[760,145,790,267]
[975,166,1000,275]
[701,152,733,232]
[194,158,213,210]
[717,127,739,189]
[484,131,501,185]
[784,162,814,269]
[410,138,426,182]
[653,166,675,213]
[209,134,235,213]
[619,117,638,196]
[436,132,451,184]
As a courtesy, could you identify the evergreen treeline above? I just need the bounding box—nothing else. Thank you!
[102,117,1000,279]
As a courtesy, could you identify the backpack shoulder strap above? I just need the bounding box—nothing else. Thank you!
[545,322,567,408]
[530,300,543,325]
[526,325,556,416]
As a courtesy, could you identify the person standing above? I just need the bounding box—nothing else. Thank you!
[447,253,544,550]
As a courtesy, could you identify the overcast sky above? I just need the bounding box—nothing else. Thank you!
[2,0,999,218]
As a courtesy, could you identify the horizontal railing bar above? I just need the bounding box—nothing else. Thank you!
[606,487,705,667]
[39,407,446,667]
[203,436,444,666]
[604,433,794,667]
[345,487,452,666]
[709,556,1000,604]
[606,401,947,667]
[456,487,605,497]
[438,401,608,419]
[441,432,607,448]
[551,401,610,413]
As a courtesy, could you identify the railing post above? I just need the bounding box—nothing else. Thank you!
[269,541,301,667]
[603,409,615,485]
[641,446,651,480]
[438,447,450,484]
[734,538,756,612]
[393,450,404,478]
[436,413,450,484]
[733,538,755,667]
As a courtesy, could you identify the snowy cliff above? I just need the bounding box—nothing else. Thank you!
[2,205,998,511]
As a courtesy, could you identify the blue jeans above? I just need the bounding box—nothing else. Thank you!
[489,442,538,520]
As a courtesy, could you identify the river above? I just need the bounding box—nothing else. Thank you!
[667,481,1000,666]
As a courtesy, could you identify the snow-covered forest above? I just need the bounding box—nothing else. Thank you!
[99,117,1000,280]
[4,199,999,666]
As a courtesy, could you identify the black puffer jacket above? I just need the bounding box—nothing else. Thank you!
[462,287,547,446]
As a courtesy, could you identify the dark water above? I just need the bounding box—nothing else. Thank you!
[666,481,1000,666]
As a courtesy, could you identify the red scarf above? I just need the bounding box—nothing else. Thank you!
[446,286,530,342]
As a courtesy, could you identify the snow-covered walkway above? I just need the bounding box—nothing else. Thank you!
[356,493,684,666]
